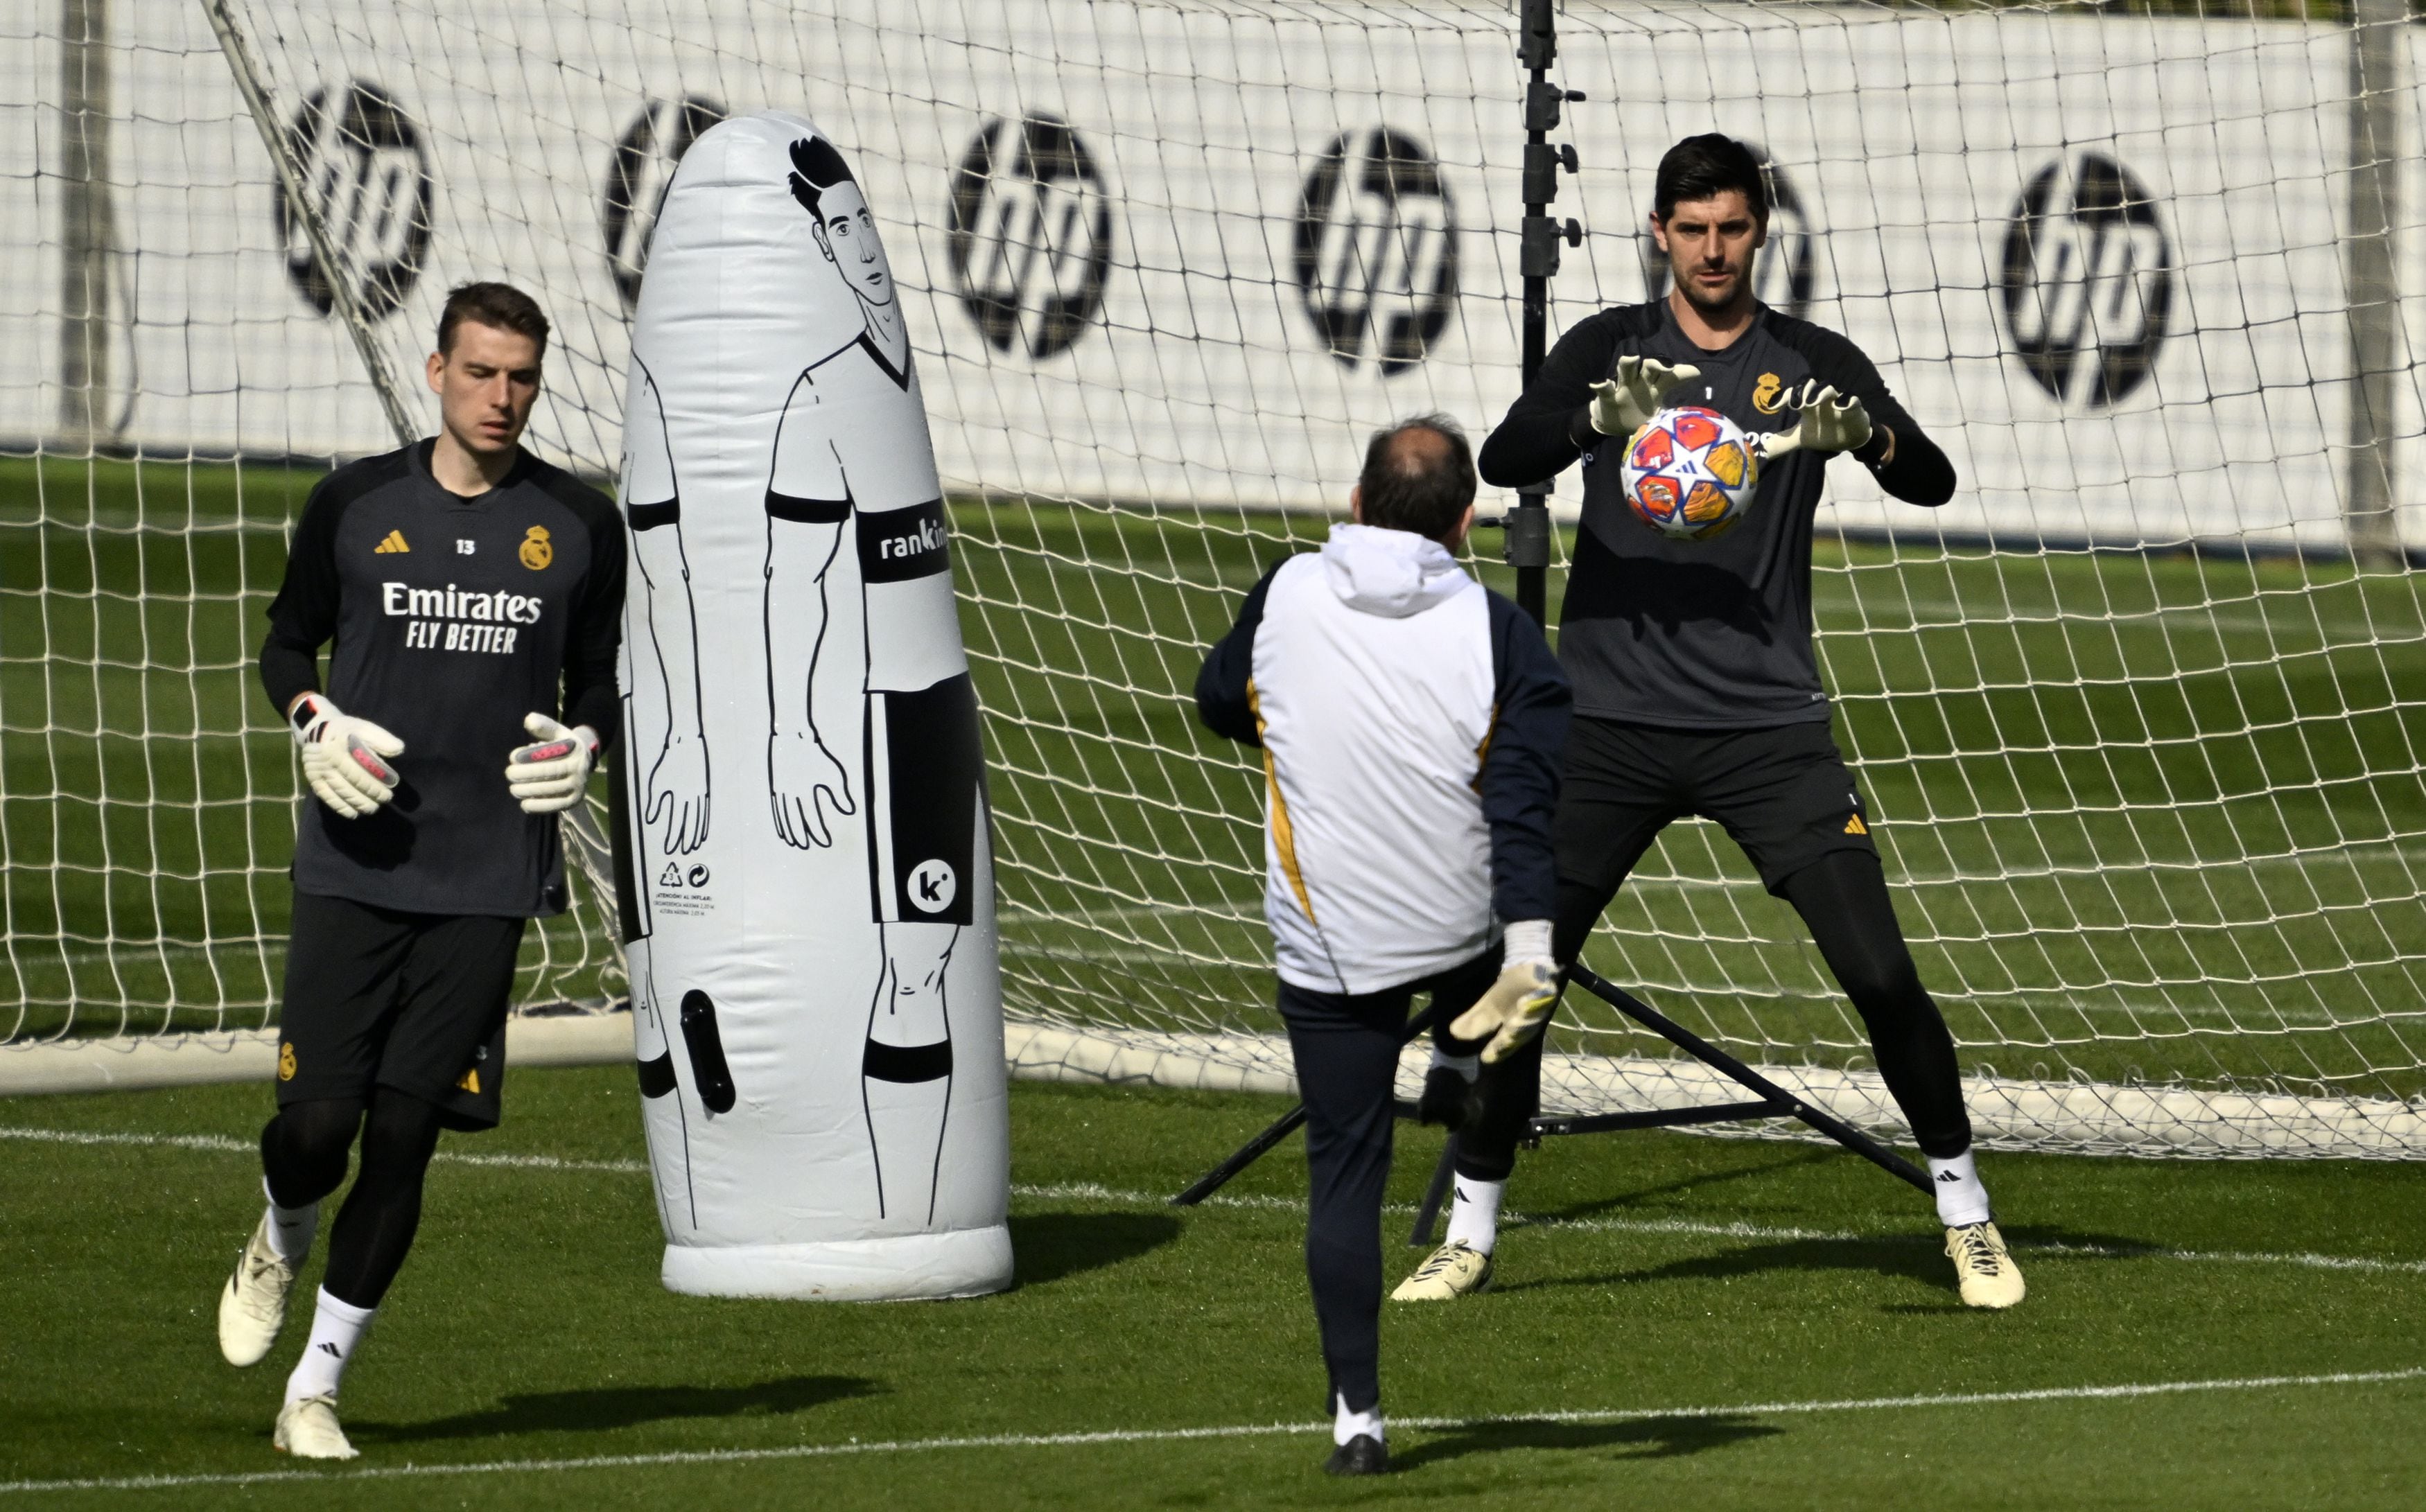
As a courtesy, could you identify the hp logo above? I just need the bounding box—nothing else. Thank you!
[1294,128,1458,375]
[603,96,724,314]
[275,81,434,322]
[2000,152,2174,407]
[947,114,1113,360]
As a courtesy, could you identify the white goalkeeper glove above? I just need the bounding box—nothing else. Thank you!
[1755,383,1872,459]
[506,712,601,815]
[289,693,404,818]
[1587,355,1703,439]
[1448,920,1560,1066]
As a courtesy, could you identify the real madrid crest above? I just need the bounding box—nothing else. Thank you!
[519,525,553,570]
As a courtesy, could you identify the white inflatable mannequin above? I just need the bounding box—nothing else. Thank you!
[614,111,1011,1299]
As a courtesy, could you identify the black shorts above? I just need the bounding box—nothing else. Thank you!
[865,673,984,926]
[276,892,527,1132]
[1556,716,1876,902]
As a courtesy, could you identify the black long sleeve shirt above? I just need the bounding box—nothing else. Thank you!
[261,440,625,917]
[1480,301,1955,729]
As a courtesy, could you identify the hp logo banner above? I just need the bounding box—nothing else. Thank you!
[948,114,1114,360]
[603,96,725,314]
[2000,152,2174,407]
[1293,128,1458,375]
[275,81,435,322]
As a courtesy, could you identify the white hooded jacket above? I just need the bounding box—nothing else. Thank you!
[1196,524,1569,995]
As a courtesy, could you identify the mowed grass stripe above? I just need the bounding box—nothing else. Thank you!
[5,1366,2420,1497]
[10,1123,2426,1276]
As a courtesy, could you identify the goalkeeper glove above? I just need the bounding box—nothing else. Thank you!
[506,712,600,815]
[1587,355,1703,440]
[1448,920,1560,1066]
[1755,383,1872,459]
[289,693,404,818]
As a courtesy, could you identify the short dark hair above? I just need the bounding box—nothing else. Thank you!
[1356,415,1476,543]
[788,136,857,222]
[1652,133,1768,222]
[437,281,549,357]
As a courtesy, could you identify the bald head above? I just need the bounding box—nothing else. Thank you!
[1354,414,1477,545]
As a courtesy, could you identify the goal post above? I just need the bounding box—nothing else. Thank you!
[5,0,2425,1159]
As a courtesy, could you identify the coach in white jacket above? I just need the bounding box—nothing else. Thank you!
[1196,416,1570,1476]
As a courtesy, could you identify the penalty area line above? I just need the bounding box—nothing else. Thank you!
[4,1366,2422,1496]
[12,1128,2426,1276]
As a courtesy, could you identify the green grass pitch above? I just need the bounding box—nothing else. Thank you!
[3,1066,2425,1507]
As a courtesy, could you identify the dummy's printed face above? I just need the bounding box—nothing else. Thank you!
[1652,189,1767,316]
[427,321,543,457]
[812,179,896,310]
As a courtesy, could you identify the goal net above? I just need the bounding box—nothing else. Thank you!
[6,0,2425,1155]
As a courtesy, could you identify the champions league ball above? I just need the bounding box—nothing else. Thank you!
[1620,405,1759,541]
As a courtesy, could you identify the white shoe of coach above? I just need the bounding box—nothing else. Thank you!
[274,1394,359,1459]
[218,1214,300,1368]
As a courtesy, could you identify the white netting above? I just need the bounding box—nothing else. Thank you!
[5,0,2425,1154]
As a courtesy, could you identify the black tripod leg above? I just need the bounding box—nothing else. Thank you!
[1569,964,1935,1197]
[1407,1133,1458,1247]
[1168,1001,1451,1206]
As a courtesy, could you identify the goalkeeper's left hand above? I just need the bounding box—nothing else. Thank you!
[1755,383,1872,459]
[506,712,600,814]
[1448,920,1561,1065]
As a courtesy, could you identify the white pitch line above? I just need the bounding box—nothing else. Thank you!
[4,1365,2421,1497]
[12,1129,2426,1277]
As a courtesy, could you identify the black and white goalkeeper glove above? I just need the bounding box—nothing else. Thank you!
[506,712,600,815]
[1587,355,1703,439]
[1449,920,1560,1065]
[289,693,405,818]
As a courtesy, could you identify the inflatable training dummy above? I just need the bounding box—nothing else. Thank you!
[612,109,1011,1299]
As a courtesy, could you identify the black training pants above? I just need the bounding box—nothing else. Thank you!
[1456,718,1975,1182]
[1279,949,1497,1416]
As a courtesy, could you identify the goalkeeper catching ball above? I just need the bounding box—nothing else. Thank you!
[1196,417,1570,1476]
[1407,134,2025,1311]
[216,283,625,1459]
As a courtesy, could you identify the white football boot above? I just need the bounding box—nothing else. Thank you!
[1390,1240,1494,1301]
[273,1394,359,1459]
[1945,1220,2027,1309]
[218,1213,300,1367]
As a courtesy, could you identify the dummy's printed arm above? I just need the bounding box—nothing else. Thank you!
[624,363,712,854]
[1194,559,1289,747]
[762,383,857,851]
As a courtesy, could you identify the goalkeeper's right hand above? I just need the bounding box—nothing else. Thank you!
[1586,355,1703,440]
[288,692,405,818]
[1448,920,1561,1065]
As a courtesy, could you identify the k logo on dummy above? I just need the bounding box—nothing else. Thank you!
[613,110,1010,1301]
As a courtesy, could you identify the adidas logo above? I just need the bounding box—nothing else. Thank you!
[374,529,410,554]
[1935,1170,1962,1182]
[1842,814,1868,836]
[317,1342,341,1357]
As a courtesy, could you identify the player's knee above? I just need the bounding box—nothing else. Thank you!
[263,1098,362,1202]
[356,1089,445,1182]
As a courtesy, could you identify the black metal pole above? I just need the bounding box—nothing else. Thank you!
[1511,0,1580,628]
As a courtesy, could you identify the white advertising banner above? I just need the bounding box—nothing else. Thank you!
[2,2,2417,549]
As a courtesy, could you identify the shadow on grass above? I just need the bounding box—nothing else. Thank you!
[1495,1222,2149,1299]
[1523,1146,1842,1226]
[1011,1210,1183,1286]
[1393,1412,1779,1470]
[367,1375,879,1443]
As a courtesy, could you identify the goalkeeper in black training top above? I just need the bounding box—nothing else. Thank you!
[215,283,626,1458]
[1406,134,2023,1310]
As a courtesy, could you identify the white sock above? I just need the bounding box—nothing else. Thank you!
[1427,1045,1479,1079]
[1333,1393,1384,1447]
[1928,1150,1993,1228]
[262,1177,318,1264]
[1445,1177,1504,1256]
[283,1289,375,1405]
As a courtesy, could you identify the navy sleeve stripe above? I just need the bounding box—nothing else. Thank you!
[627,498,681,531]
[1477,590,1572,924]
[1194,556,1293,748]
[767,491,851,524]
